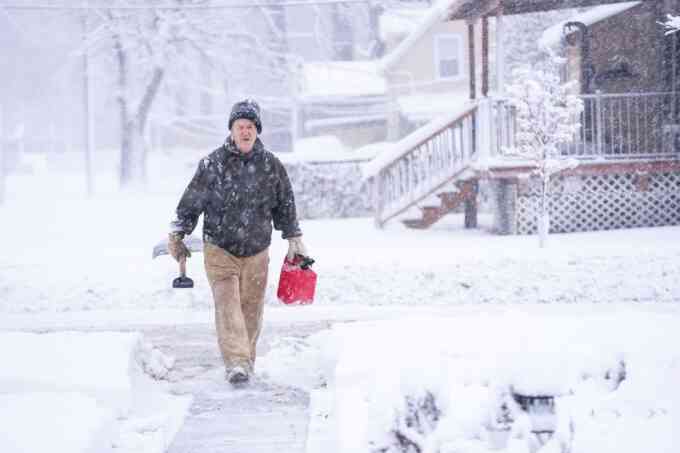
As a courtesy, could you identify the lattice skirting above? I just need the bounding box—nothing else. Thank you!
[492,171,680,234]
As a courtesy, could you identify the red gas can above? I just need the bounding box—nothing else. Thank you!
[277,255,317,305]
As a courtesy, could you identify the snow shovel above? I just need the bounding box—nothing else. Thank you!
[152,235,204,289]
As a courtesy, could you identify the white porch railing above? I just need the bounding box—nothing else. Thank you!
[369,91,680,228]
[366,103,479,227]
[487,91,680,160]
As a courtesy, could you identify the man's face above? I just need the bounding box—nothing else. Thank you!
[231,118,257,153]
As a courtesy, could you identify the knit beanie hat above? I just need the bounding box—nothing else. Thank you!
[228,99,262,133]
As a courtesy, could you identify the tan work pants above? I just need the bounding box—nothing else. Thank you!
[203,242,269,372]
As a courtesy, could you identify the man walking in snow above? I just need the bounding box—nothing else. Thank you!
[168,99,309,385]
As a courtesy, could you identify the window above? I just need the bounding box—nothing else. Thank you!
[435,34,463,80]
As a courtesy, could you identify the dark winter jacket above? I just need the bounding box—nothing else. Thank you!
[171,137,301,257]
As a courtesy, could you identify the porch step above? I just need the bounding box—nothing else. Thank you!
[401,180,477,229]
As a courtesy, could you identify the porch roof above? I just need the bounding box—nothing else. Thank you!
[447,0,653,19]
[539,1,641,48]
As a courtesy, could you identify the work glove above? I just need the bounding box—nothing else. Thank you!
[168,232,191,262]
[286,236,309,261]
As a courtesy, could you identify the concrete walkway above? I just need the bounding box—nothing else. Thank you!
[143,323,326,453]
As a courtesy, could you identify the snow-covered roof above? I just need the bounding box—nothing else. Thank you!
[282,135,379,163]
[378,0,467,75]
[353,141,394,160]
[540,1,642,48]
[398,90,469,123]
[300,61,386,100]
[304,113,387,132]
[379,8,430,43]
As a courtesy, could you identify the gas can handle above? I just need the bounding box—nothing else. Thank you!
[287,254,315,269]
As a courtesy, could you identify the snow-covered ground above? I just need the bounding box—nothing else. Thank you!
[261,311,680,453]
[1,156,679,453]
[0,331,190,453]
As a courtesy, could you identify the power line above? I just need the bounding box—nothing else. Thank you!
[1,0,371,10]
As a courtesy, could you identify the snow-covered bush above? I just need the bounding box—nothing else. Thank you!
[502,62,583,247]
[372,391,441,453]
[284,161,372,219]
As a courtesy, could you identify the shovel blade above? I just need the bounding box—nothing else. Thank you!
[152,235,204,259]
[172,276,194,289]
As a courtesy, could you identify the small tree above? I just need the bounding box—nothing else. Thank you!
[502,63,583,247]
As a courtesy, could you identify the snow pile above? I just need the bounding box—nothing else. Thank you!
[290,135,349,161]
[300,61,385,98]
[397,91,469,123]
[262,312,680,453]
[3,153,680,314]
[0,393,114,453]
[0,332,190,453]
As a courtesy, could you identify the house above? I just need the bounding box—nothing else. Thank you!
[366,0,680,236]
[540,2,680,157]
[378,2,485,139]
[295,2,485,150]
[293,60,388,150]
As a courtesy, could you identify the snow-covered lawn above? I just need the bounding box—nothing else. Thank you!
[0,332,190,453]
[2,165,679,452]
[3,188,679,313]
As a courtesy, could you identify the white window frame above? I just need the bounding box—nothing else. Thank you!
[434,34,464,81]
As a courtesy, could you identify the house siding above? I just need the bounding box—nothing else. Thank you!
[586,3,661,94]
[386,20,483,96]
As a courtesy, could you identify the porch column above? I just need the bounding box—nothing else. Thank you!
[495,7,505,94]
[464,180,479,229]
[468,20,477,100]
[482,15,489,97]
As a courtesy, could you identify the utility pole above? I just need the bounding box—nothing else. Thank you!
[82,4,94,196]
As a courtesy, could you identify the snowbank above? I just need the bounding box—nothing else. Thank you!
[262,312,680,453]
[0,332,190,453]
[0,331,173,414]
[0,393,115,453]
[300,61,385,98]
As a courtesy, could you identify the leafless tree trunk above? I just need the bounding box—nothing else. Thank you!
[113,33,163,188]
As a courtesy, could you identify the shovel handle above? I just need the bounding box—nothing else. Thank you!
[179,256,187,277]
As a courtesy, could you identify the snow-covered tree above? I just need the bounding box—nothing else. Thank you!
[501,63,583,247]
[84,1,291,188]
[662,14,680,34]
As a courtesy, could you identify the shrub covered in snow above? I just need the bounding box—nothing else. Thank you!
[284,160,372,219]
[371,391,441,453]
